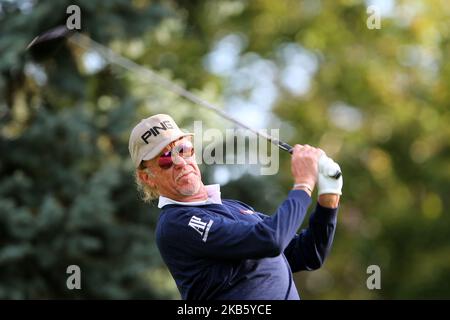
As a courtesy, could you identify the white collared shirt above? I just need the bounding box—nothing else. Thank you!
[158,184,222,208]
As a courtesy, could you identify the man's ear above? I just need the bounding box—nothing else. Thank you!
[138,169,157,188]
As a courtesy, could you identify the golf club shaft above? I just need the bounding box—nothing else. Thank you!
[69,33,294,154]
[71,34,342,179]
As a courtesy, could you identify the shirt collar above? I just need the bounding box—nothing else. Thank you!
[157,184,222,208]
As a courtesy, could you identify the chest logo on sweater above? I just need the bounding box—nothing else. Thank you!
[188,216,214,242]
[240,209,255,215]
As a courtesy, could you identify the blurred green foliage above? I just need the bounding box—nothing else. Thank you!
[1,0,449,299]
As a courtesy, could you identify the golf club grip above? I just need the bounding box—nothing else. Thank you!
[280,141,342,179]
[279,141,294,154]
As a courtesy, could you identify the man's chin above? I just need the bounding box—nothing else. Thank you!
[178,182,202,196]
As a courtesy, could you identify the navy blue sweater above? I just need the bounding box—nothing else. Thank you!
[156,190,338,300]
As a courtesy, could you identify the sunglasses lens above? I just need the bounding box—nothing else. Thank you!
[177,145,194,158]
[158,141,194,169]
[158,152,173,169]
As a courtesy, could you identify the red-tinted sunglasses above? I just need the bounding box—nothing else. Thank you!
[158,141,195,170]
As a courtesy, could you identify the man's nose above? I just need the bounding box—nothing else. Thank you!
[172,155,188,168]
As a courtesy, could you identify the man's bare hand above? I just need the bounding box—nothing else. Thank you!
[291,144,324,193]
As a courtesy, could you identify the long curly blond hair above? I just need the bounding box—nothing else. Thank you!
[135,163,159,203]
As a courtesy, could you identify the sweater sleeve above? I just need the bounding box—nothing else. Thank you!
[158,190,312,260]
[283,203,338,272]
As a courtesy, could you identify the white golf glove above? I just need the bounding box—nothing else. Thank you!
[318,155,343,196]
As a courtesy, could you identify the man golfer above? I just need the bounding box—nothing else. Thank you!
[129,114,343,300]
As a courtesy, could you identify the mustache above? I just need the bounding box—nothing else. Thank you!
[175,170,196,181]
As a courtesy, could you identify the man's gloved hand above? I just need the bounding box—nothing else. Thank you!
[318,155,343,195]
